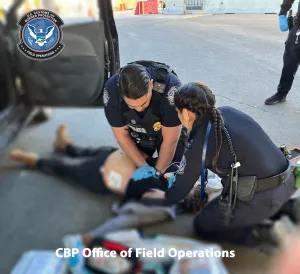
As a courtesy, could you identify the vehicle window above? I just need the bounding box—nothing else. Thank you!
[0,0,100,25]
[2,0,108,107]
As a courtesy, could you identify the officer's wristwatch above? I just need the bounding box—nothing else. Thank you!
[154,170,163,179]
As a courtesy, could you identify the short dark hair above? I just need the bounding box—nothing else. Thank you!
[118,64,150,99]
[174,82,224,171]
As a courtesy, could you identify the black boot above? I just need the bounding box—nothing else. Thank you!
[271,197,300,224]
[290,197,300,224]
[264,93,287,105]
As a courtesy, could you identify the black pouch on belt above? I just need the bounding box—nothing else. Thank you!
[236,176,257,202]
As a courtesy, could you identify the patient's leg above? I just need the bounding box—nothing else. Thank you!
[9,149,115,194]
[54,124,115,158]
[9,148,139,196]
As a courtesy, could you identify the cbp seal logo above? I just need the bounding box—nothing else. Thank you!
[103,89,110,106]
[17,9,64,60]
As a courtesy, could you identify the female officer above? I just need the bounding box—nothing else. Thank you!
[123,82,299,247]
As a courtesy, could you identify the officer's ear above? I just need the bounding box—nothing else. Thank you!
[149,79,154,91]
[182,108,190,121]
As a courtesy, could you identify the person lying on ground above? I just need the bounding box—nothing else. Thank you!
[9,125,203,246]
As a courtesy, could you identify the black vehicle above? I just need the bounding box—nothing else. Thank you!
[0,0,120,154]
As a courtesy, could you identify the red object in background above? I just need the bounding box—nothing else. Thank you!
[134,0,158,15]
[120,3,128,11]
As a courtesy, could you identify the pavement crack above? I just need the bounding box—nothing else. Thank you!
[218,95,299,118]
[217,94,270,113]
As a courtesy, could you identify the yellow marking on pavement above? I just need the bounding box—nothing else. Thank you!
[183,14,212,19]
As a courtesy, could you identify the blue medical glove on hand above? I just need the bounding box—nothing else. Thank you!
[168,175,176,188]
[131,164,156,181]
[279,15,289,32]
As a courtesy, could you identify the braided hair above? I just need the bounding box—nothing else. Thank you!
[174,82,224,170]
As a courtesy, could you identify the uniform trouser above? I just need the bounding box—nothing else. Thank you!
[277,26,300,96]
[37,144,117,194]
[194,174,296,247]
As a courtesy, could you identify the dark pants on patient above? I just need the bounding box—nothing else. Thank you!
[37,144,117,194]
[193,175,296,247]
[37,139,184,194]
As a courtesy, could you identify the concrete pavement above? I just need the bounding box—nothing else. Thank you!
[0,13,299,273]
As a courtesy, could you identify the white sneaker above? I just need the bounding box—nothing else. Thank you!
[62,234,90,274]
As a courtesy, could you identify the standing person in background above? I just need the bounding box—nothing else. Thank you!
[265,0,300,105]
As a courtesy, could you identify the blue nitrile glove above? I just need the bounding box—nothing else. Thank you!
[131,164,156,181]
[279,15,289,32]
[168,175,176,188]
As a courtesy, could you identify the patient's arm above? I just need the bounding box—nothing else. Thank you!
[142,190,166,199]
[142,183,208,211]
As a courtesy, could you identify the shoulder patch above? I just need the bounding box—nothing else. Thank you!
[167,86,177,106]
[103,89,110,106]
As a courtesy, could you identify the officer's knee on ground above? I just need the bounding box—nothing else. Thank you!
[193,211,213,238]
[193,213,205,233]
[102,149,137,194]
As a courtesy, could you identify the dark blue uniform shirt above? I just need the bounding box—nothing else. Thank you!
[279,0,300,15]
[103,67,182,128]
[166,106,288,203]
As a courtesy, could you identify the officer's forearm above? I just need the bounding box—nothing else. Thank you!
[155,141,177,174]
[279,0,294,15]
[118,136,147,168]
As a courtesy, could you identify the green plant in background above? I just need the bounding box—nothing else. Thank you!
[294,166,300,188]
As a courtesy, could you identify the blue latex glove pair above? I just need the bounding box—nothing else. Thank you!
[131,163,157,181]
[279,15,289,32]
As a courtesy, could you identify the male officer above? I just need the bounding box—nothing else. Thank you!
[265,0,300,105]
[103,61,187,180]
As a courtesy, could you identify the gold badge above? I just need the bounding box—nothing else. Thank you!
[153,122,162,131]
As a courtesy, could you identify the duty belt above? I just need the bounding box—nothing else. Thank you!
[255,162,292,192]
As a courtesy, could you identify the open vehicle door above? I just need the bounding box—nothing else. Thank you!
[4,0,120,107]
